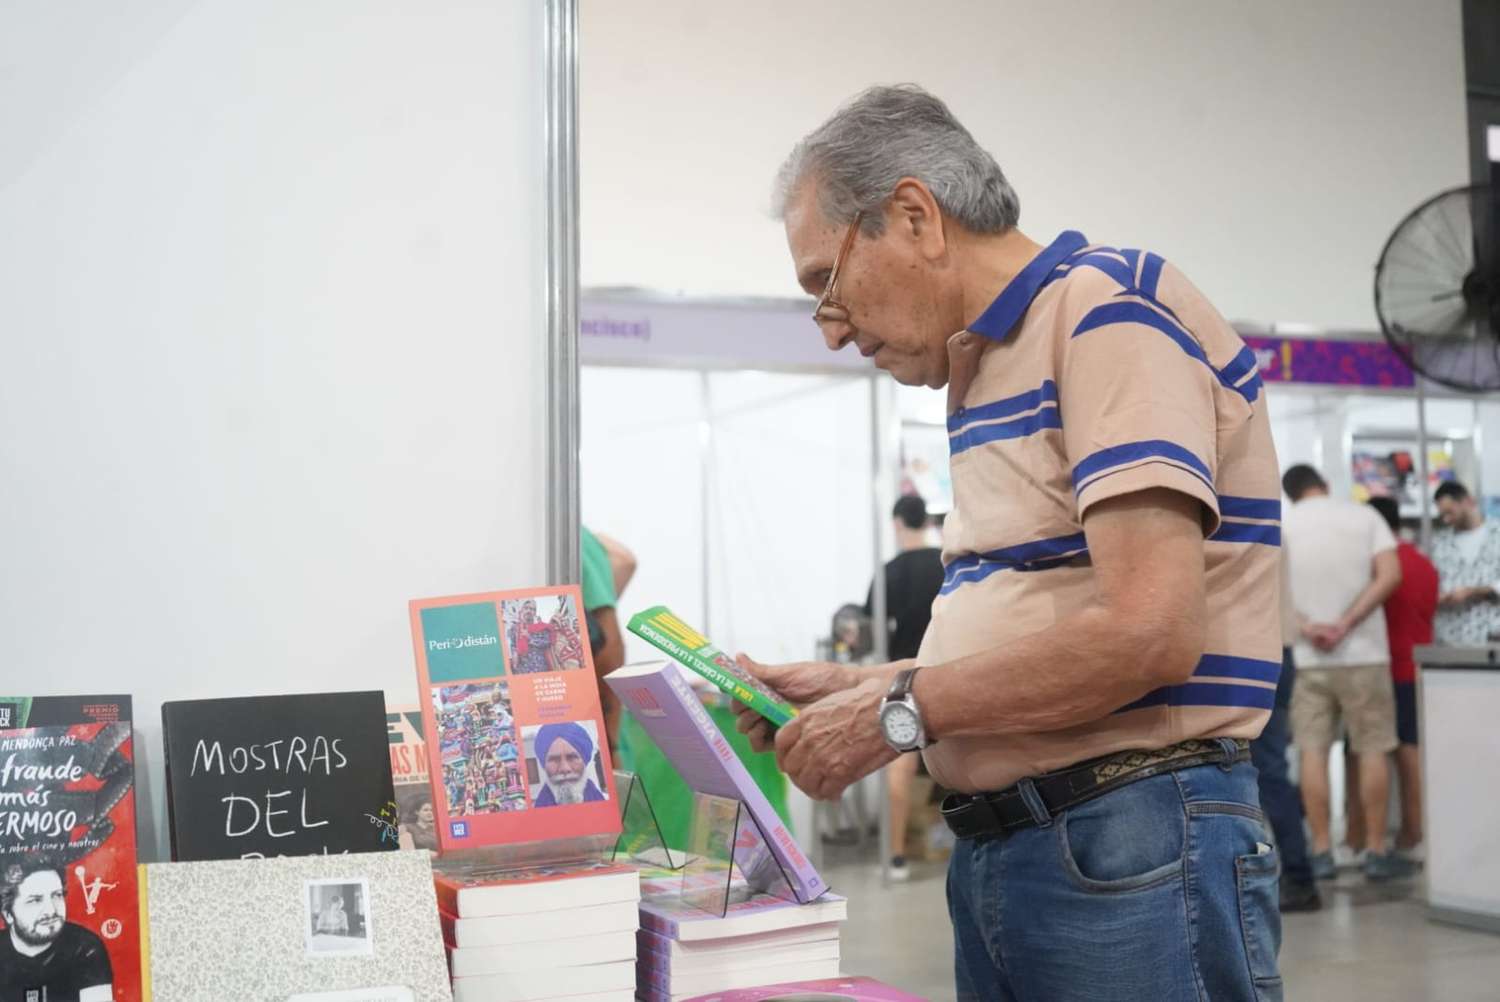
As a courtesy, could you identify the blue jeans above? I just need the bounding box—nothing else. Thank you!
[1249,647,1312,885]
[946,757,1282,1002]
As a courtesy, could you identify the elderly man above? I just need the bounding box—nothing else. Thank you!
[734,86,1283,1001]
[1,858,114,1001]
[532,722,605,807]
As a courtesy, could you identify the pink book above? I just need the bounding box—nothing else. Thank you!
[680,976,928,1001]
[605,662,828,903]
[409,585,621,854]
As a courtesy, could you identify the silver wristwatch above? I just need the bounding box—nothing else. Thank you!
[879,667,930,753]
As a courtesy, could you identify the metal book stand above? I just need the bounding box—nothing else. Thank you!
[613,769,801,919]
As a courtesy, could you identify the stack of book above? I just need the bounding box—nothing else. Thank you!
[438,860,641,1002]
[605,635,846,1001]
[636,881,847,1001]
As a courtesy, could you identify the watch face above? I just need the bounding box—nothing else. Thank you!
[882,703,921,747]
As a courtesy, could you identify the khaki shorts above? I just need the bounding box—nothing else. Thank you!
[1290,663,1398,755]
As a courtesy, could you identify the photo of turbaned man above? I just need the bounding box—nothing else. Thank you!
[523,721,609,808]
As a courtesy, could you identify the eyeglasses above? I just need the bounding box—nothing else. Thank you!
[811,211,864,328]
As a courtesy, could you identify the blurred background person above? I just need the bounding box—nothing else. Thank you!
[1251,545,1320,911]
[1430,481,1500,646]
[863,494,943,881]
[1282,464,1408,882]
[1346,498,1437,864]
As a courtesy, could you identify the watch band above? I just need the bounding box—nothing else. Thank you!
[887,666,921,700]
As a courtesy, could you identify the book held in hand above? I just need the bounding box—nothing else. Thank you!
[0,694,141,1002]
[605,662,827,902]
[160,690,398,861]
[626,607,797,727]
[409,586,620,854]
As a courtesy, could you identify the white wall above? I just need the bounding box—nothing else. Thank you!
[581,367,877,667]
[581,0,1466,329]
[0,3,550,860]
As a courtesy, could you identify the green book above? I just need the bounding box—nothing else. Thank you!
[626,606,798,728]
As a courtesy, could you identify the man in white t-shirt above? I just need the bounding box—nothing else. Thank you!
[1432,480,1500,645]
[1281,465,1408,882]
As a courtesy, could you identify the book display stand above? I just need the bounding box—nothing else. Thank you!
[613,768,684,871]
[612,771,803,917]
[677,791,801,915]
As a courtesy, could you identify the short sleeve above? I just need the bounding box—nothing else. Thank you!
[1367,508,1397,556]
[579,526,617,611]
[1058,283,1221,532]
[81,931,114,986]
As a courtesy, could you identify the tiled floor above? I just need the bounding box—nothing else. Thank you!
[827,853,1500,1001]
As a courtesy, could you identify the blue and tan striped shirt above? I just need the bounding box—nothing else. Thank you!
[917,230,1282,793]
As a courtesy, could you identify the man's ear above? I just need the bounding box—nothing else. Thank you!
[888,177,947,261]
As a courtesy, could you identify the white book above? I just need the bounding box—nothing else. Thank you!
[651,957,842,999]
[657,922,841,960]
[649,938,839,975]
[640,892,847,942]
[445,900,640,948]
[449,930,636,977]
[451,959,636,1002]
[435,862,640,918]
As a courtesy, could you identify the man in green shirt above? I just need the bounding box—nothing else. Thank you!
[581,527,634,756]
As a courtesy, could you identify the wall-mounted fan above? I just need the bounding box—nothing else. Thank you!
[1374,184,1499,393]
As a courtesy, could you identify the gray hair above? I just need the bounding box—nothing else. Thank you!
[773,84,1020,235]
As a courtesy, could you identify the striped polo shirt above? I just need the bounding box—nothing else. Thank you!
[916,230,1282,794]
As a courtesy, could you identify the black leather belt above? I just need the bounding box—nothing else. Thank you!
[940,737,1250,839]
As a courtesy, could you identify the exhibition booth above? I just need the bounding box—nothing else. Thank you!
[1,0,1489,999]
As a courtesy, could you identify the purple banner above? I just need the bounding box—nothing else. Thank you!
[1241,335,1414,389]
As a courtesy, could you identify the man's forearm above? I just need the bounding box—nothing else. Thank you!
[912,603,1200,740]
[1339,572,1400,632]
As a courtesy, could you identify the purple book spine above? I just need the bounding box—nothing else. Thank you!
[636,955,673,995]
[637,900,686,939]
[608,667,828,902]
[637,927,675,965]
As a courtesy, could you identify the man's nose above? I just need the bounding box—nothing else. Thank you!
[820,320,855,353]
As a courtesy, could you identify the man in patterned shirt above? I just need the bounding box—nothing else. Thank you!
[736,85,1283,1002]
[1431,481,1500,645]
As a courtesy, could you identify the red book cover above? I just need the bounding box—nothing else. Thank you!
[409,585,621,853]
[0,695,140,1002]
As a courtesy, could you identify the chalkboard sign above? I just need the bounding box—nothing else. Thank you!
[161,691,397,861]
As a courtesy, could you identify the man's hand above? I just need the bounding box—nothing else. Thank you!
[1303,622,1348,652]
[731,656,862,753]
[773,675,898,801]
[1441,586,1496,608]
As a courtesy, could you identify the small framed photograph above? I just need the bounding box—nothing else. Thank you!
[304,877,374,957]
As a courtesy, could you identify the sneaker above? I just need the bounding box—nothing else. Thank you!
[888,856,910,882]
[1310,851,1336,881]
[1362,850,1418,882]
[1395,843,1425,865]
[1279,879,1323,913]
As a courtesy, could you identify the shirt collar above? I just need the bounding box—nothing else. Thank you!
[966,230,1089,342]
